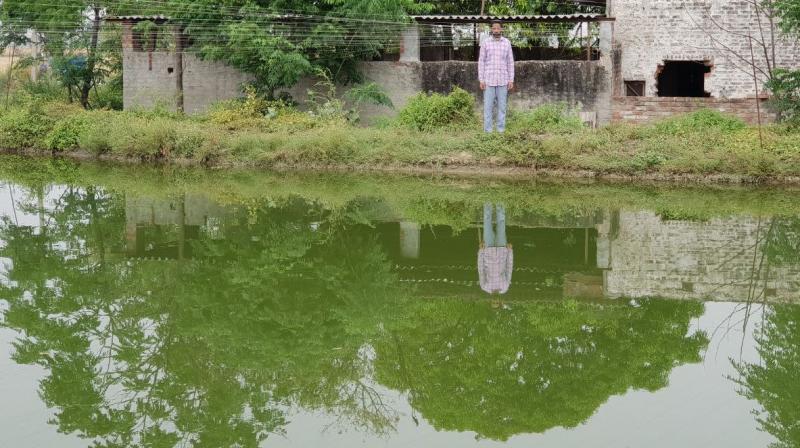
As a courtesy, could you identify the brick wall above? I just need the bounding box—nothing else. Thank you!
[610,0,800,99]
[611,96,776,124]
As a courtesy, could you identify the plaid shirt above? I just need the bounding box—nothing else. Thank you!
[478,36,515,87]
[478,247,513,294]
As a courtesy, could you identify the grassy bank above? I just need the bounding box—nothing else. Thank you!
[1,91,799,181]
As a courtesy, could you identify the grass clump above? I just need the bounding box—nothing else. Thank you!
[507,103,584,135]
[397,87,476,131]
[651,109,746,136]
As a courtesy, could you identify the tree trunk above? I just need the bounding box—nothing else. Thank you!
[80,6,101,109]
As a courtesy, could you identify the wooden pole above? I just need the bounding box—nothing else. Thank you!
[586,22,592,61]
[748,35,764,150]
[175,25,184,113]
[4,43,17,110]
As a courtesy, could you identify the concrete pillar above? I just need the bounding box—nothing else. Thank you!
[596,211,612,270]
[599,20,613,56]
[597,20,616,125]
[399,221,421,259]
[399,25,420,62]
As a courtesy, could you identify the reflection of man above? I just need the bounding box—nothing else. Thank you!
[479,203,513,295]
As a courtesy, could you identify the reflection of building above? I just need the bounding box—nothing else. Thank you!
[121,192,800,303]
[125,194,232,259]
[601,211,800,303]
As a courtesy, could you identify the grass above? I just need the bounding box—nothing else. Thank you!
[1,93,799,181]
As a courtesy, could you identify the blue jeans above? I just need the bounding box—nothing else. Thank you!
[483,85,508,133]
[483,203,507,247]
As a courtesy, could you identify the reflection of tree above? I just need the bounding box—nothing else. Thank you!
[1,192,403,446]
[0,187,717,445]
[374,298,708,441]
[734,305,800,448]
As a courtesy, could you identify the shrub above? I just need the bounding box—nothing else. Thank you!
[91,77,124,110]
[767,68,800,126]
[206,85,274,129]
[651,109,746,136]
[45,113,94,151]
[0,106,53,149]
[397,87,476,131]
[507,103,584,135]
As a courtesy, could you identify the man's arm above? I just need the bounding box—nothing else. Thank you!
[500,248,513,294]
[506,40,515,89]
[478,43,487,88]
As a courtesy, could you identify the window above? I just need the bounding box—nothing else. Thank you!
[625,80,645,96]
[656,61,711,97]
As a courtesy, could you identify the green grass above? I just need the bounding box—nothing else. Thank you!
[1,97,799,180]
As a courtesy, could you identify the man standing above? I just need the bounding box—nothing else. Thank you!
[478,21,515,133]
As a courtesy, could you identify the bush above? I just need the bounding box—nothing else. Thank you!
[507,103,584,135]
[45,116,90,151]
[0,106,54,149]
[398,87,476,131]
[651,109,746,136]
[91,78,124,110]
[767,69,800,126]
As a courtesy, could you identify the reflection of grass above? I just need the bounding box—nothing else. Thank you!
[2,100,800,178]
[2,154,800,231]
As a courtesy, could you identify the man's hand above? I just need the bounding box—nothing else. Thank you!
[506,243,513,249]
[480,82,486,91]
[508,82,514,91]
[480,242,486,249]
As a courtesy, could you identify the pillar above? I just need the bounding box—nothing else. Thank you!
[399,25,420,62]
[399,221,421,259]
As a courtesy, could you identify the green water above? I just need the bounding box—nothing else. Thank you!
[0,159,798,447]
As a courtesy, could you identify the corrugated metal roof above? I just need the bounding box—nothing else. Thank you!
[104,15,171,22]
[411,13,608,23]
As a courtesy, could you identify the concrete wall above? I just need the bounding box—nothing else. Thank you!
[609,0,800,99]
[601,211,800,303]
[282,60,612,124]
[612,96,777,124]
[123,51,253,113]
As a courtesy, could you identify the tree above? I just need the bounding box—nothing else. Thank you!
[0,1,118,108]
[374,298,709,440]
[734,305,800,448]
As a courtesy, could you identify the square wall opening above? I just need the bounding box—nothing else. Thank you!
[656,61,711,97]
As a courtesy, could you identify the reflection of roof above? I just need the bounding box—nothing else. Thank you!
[411,14,609,23]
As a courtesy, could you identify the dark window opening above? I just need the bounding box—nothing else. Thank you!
[657,61,711,97]
[167,67,174,74]
[625,80,645,96]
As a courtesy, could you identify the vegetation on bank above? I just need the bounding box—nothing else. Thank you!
[1,86,799,179]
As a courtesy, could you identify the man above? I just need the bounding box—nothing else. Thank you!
[478,203,513,298]
[478,21,515,133]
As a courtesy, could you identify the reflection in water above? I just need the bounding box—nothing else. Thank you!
[0,177,798,447]
[479,203,513,295]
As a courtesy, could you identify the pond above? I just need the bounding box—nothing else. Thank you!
[0,158,798,448]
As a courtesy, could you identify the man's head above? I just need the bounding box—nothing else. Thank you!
[491,21,503,39]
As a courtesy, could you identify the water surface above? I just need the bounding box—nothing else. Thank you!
[0,159,798,447]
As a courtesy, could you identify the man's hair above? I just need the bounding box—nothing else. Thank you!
[490,20,503,27]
